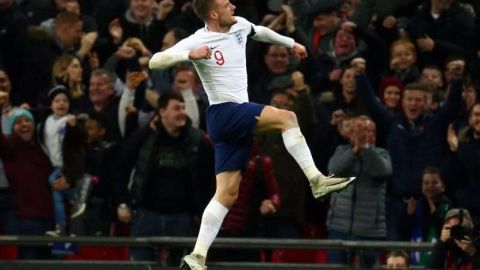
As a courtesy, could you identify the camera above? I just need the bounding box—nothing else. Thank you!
[450,224,473,241]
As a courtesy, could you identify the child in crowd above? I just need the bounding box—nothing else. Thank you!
[389,39,419,84]
[43,85,90,236]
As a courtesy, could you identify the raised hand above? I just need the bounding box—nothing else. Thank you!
[155,0,175,21]
[447,123,458,152]
[109,18,123,44]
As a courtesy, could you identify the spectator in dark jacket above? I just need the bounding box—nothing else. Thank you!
[116,92,214,264]
[444,103,480,224]
[357,73,463,240]
[427,208,480,269]
[0,0,28,106]
[401,166,452,265]
[407,0,475,68]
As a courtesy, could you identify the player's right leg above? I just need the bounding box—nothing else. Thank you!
[255,105,356,199]
[181,170,242,270]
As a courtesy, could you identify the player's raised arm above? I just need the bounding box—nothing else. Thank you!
[249,24,307,60]
[149,45,213,70]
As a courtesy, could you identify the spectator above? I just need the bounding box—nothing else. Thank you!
[40,0,98,34]
[400,166,452,265]
[0,89,12,235]
[88,69,136,142]
[20,11,97,106]
[258,71,316,241]
[305,22,386,95]
[70,111,120,236]
[107,0,175,53]
[249,44,294,104]
[388,38,420,85]
[51,55,90,113]
[419,65,445,91]
[327,115,392,268]
[0,0,28,105]
[379,76,404,114]
[116,92,214,264]
[357,72,463,240]
[407,0,475,68]
[171,65,208,130]
[427,208,480,269]
[0,109,54,259]
[150,27,189,94]
[444,103,480,223]
[320,67,367,117]
[386,250,411,269]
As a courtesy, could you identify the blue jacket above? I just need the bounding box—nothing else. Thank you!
[357,76,463,198]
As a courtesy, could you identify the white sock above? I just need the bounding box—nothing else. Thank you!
[282,127,322,182]
[193,199,229,258]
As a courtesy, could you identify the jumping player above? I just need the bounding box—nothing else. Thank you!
[149,0,356,268]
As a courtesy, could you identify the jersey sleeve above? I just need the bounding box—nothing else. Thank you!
[235,17,294,48]
[149,35,197,70]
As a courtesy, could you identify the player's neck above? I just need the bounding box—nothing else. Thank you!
[206,22,230,33]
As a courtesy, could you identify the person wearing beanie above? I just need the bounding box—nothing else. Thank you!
[379,76,404,114]
[0,108,54,259]
[43,84,90,237]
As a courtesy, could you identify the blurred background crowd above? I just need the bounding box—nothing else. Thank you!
[1,0,480,268]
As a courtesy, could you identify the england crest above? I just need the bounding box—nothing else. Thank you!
[234,31,243,45]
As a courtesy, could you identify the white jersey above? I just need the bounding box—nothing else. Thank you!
[151,17,294,105]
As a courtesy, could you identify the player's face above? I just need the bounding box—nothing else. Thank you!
[160,99,187,130]
[264,45,289,74]
[213,0,236,27]
[402,89,425,121]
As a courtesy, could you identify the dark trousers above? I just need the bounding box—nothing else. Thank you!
[328,229,382,268]
[10,216,53,259]
[130,209,194,264]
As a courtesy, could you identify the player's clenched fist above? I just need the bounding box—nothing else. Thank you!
[189,46,212,60]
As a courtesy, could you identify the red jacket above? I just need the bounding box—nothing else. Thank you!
[0,135,53,221]
[221,154,280,235]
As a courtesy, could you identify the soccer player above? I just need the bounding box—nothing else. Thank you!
[149,0,356,269]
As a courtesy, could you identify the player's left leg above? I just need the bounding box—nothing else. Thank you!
[256,105,355,198]
[181,170,242,270]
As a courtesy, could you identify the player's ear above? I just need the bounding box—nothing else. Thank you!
[208,10,218,20]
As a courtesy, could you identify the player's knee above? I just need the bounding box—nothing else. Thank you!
[217,190,238,208]
[280,110,298,128]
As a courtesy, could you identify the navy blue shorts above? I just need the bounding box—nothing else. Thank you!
[206,102,265,174]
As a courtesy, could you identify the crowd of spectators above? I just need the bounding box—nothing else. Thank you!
[1,0,480,268]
